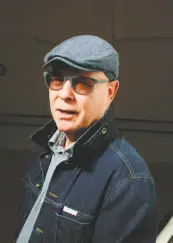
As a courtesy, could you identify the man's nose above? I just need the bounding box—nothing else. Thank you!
[58,80,74,99]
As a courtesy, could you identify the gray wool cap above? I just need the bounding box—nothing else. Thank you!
[43,35,119,80]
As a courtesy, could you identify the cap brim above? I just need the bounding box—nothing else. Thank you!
[42,56,98,72]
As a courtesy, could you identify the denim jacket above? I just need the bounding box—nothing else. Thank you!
[18,109,159,243]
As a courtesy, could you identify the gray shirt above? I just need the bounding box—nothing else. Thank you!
[16,130,74,243]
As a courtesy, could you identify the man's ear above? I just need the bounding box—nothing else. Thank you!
[108,80,119,103]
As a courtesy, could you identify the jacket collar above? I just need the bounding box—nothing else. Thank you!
[30,107,116,154]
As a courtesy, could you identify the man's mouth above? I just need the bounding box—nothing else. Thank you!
[57,109,78,115]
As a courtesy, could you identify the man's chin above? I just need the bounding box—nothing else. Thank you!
[57,123,85,136]
[57,122,78,134]
[59,128,76,133]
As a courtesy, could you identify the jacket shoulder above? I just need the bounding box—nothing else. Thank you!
[95,130,153,182]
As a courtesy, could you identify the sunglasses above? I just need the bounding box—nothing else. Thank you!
[43,72,109,95]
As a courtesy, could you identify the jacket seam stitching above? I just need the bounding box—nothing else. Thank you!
[55,213,89,225]
[110,144,136,178]
[75,224,83,243]
[22,177,59,208]
[103,177,152,208]
[110,143,154,184]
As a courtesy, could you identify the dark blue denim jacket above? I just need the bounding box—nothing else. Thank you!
[18,109,159,243]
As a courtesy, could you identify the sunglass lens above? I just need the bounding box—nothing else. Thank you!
[44,73,64,90]
[73,76,94,95]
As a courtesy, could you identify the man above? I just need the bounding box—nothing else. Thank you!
[16,35,159,243]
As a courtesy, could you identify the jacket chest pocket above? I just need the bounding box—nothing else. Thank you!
[21,178,96,243]
[31,202,95,243]
[53,206,95,243]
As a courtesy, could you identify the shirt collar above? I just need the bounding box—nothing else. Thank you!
[48,130,65,153]
[48,130,74,157]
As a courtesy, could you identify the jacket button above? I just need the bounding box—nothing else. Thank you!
[102,127,107,135]
[24,213,28,218]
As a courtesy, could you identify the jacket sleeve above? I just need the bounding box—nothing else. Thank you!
[92,177,159,243]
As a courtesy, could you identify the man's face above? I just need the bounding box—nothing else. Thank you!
[49,68,119,135]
